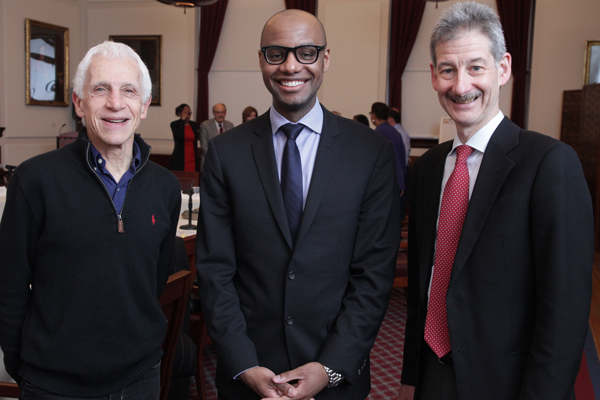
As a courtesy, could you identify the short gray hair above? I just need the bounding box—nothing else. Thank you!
[430,2,506,67]
[73,41,152,104]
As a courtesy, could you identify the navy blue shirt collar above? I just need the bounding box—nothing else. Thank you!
[89,141,141,212]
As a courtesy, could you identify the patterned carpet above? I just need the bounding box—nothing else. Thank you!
[192,287,408,400]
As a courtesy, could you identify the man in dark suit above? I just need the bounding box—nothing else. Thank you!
[199,103,234,171]
[398,3,594,400]
[196,9,401,400]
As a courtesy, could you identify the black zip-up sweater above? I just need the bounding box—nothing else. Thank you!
[0,129,181,396]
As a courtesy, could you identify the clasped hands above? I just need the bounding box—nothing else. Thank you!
[240,362,330,400]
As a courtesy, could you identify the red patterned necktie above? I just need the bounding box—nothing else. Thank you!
[424,144,473,358]
[218,123,224,135]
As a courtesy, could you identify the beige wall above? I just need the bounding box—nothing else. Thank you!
[1,0,600,165]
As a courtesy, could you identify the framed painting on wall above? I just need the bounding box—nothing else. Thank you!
[109,35,162,106]
[25,19,69,106]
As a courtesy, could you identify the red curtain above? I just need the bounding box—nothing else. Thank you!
[285,0,316,14]
[496,0,535,129]
[388,0,426,116]
[196,0,229,124]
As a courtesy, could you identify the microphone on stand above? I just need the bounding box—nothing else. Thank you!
[179,185,199,230]
[58,123,67,135]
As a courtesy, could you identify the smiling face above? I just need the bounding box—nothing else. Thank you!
[259,11,330,122]
[431,30,511,142]
[212,103,226,123]
[73,56,150,151]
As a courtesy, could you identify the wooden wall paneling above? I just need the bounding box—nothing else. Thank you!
[560,90,583,157]
[581,84,600,250]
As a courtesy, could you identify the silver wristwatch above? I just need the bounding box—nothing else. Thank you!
[323,365,344,388]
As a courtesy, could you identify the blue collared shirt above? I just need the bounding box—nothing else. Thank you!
[270,100,323,208]
[90,142,142,213]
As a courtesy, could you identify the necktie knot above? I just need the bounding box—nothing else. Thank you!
[456,145,473,163]
[280,123,304,141]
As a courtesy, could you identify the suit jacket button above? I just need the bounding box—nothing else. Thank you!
[286,316,294,325]
[288,271,296,280]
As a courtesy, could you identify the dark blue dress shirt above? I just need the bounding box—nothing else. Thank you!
[90,142,141,213]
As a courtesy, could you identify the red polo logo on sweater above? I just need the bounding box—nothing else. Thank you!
[152,214,156,225]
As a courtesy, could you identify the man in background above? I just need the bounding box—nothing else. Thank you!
[388,108,411,166]
[370,101,406,195]
[0,41,181,398]
[200,103,234,170]
[196,9,400,400]
[388,107,410,221]
[398,3,593,399]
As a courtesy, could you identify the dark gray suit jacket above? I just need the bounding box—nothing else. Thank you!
[196,106,401,399]
[401,117,594,400]
[199,118,234,171]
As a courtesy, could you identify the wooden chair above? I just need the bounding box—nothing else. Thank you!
[190,296,211,400]
[393,224,409,288]
[176,235,210,400]
[159,269,192,400]
[393,250,408,288]
[0,382,19,398]
[56,131,78,149]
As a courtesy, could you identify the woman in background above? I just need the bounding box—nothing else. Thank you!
[169,103,200,171]
[242,106,258,122]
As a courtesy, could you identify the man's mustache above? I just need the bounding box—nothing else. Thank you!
[446,91,482,103]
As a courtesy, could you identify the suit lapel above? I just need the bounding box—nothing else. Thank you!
[251,112,294,249]
[450,117,519,282]
[295,108,342,246]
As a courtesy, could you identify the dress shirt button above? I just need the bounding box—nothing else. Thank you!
[286,316,294,325]
[288,271,296,280]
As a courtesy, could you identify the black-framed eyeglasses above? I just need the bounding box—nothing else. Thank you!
[261,45,326,65]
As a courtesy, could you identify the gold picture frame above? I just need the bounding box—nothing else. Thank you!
[109,35,162,106]
[25,19,69,107]
[584,40,600,85]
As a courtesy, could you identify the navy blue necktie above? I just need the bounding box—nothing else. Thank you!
[280,123,304,245]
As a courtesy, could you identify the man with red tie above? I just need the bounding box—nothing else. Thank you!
[398,3,593,400]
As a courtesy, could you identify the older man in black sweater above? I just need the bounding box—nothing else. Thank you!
[0,41,181,399]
